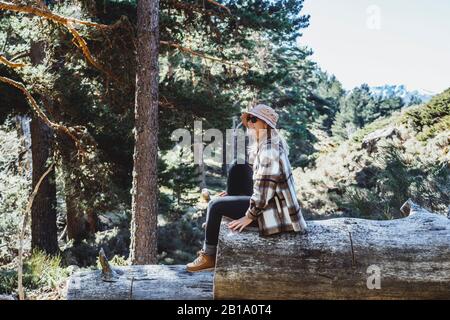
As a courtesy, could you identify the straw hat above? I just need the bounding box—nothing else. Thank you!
[241,104,279,129]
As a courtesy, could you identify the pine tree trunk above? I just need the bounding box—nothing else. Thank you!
[65,181,87,243]
[56,128,89,244]
[30,115,59,254]
[129,0,159,265]
[28,39,59,254]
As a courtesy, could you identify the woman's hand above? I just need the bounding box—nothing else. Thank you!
[218,191,227,197]
[227,216,253,232]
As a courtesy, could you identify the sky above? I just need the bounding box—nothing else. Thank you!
[297,0,450,93]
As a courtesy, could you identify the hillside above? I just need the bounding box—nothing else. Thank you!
[294,88,450,219]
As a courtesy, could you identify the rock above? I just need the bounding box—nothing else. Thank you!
[362,126,401,154]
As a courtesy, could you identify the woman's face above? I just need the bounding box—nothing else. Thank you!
[244,114,268,138]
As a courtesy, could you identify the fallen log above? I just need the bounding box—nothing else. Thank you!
[66,200,449,300]
[66,265,213,300]
[214,200,450,299]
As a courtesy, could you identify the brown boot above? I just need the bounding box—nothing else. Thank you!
[186,250,216,272]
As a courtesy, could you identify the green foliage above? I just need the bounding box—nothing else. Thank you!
[332,84,404,140]
[61,222,131,267]
[338,187,382,219]
[336,143,449,219]
[158,210,204,264]
[0,119,31,265]
[297,93,449,220]
[403,88,450,141]
[0,250,69,295]
[160,148,200,206]
[351,113,402,143]
[311,71,345,132]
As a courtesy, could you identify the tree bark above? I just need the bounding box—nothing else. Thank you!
[214,201,450,299]
[28,39,58,255]
[56,128,89,244]
[64,172,87,243]
[129,0,160,265]
[66,265,213,300]
[30,115,59,254]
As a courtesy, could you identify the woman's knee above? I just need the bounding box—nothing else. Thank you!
[207,197,226,216]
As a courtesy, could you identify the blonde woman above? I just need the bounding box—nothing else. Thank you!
[186,104,307,272]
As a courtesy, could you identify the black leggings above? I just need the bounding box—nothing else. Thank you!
[204,161,256,249]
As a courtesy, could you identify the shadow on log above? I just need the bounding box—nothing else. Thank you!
[214,200,450,299]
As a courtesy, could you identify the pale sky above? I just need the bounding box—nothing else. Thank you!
[297,0,450,93]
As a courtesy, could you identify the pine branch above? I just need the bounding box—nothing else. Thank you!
[205,0,231,14]
[0,1,121,82]
[0,75,87,157]
[0,53,25,68]
[160,40,249,70]
[0,1,110,29]
[165,0,229,18]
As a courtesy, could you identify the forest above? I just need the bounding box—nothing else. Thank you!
[0,0,449,300]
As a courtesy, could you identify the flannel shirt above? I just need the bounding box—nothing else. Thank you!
[245,135,307,236]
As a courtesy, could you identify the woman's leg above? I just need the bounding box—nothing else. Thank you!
[202,195,256,255]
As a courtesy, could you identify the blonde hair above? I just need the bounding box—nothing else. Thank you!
[247,126,290,163]
[273,128,290,156]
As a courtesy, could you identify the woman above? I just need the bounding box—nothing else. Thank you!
[186,104,307,272]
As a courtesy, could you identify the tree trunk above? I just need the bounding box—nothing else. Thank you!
[214,201,450,299]
[56,131,88,244]
[30,115,59,254]
[28,39,58,254]
[129,0,159,265]
[63,175,88,244]
[66,265,213,300]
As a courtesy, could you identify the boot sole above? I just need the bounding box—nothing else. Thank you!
[186,267,215,273]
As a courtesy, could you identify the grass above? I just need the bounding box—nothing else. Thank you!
[0,249,70,297]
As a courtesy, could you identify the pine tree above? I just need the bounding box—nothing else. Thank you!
[129,0,159,265]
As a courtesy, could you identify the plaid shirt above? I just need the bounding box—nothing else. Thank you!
[245,135,307,236]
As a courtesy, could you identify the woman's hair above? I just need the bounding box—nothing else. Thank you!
[274,128,290,156]
[246,124,290,161]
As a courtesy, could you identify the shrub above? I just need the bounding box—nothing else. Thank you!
[0,250,69,295]
[403,88,450,141]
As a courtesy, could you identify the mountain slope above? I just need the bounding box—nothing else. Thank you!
[294,88,450,219]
